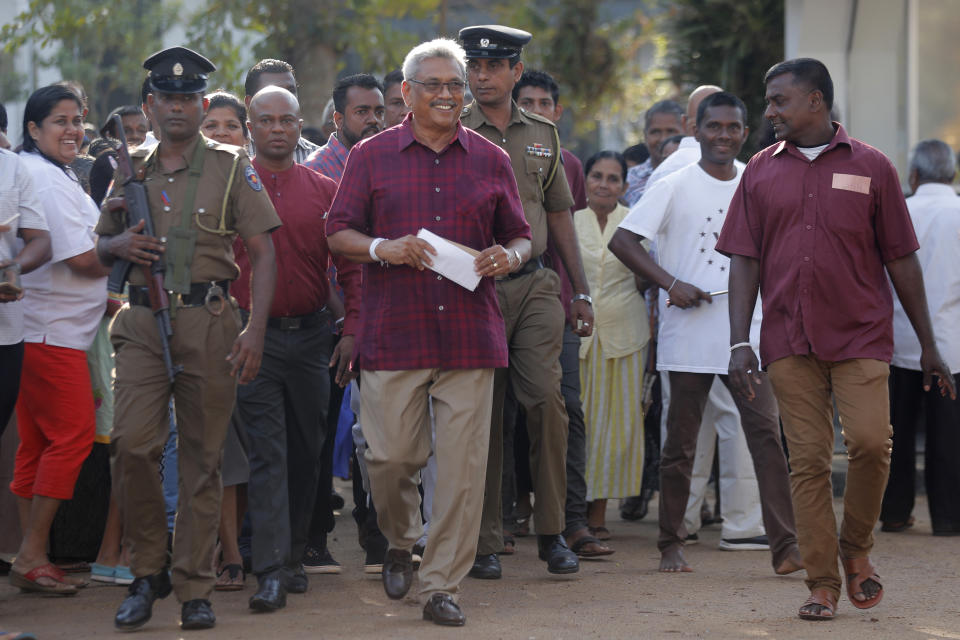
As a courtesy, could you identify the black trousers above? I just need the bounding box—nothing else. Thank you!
[0,341,24,438]
[880,366,960,534]
[237,320,333,575]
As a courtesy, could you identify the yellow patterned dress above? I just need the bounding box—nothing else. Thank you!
[575,204,649,500]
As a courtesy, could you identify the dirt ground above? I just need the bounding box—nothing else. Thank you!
[2,492,959,640]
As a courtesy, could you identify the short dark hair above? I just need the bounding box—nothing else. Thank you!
[383,69,404,93]
[140,74,152,106]
[764,58,834,110]
[0,102,7,132]
[205,91,248,139]
[332,74,383,114]
[659,134,685,156]
[100,105,145,138]
[622,143,649,165]
[245,59,295,98]
[696,91,748,127]
[644,100,683,131]
[584,150,628,183]
[22,85,84,158]
[512,69,559,105]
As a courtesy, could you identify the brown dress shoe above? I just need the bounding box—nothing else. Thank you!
[382,548,413,600]
[422,593,465,626]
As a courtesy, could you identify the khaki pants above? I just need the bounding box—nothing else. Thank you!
[361,368,493,599]
[110,303,241,602]
[478,269,568,554]
[767,356,892,598]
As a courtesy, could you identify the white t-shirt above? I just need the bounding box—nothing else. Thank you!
[891,182,960,373]
[796,143,828,161]
[619,161,761,374]
[0,149,48,346]
[19,151,107,351]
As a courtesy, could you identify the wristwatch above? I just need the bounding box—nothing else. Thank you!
[572,293,593,305]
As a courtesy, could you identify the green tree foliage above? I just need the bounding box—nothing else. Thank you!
[1,0,179,124]
[662,0,784,155]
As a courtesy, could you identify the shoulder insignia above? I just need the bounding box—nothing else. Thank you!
[525,143,553,159]
[244,165,263,191]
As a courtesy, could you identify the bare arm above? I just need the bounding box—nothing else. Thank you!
[886,252,956,399]
[327,228,437,270]
[727,255,763,401]
[65,248,112,279]
[546,209,593,336]
[227,232,276,385]
[6,228,52,274]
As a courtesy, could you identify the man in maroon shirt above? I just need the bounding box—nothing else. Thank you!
[717,58,956,621]
[326,39,531,627]
[233,86,361,613]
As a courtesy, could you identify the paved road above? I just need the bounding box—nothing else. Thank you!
[2,494,959,639]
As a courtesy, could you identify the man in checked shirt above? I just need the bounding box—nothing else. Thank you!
[326,38,531,627]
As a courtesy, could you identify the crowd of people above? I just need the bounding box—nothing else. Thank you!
[0,20,958,635]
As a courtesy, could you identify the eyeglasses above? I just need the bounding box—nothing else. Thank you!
[407,79,466,94]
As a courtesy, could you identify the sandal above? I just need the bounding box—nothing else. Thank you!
[567,533,615,559]
[842,556,883,609]
[9,564,79,596]
[798,588,837,620]
[880,517,914,532]
[215,563,245,591]
[588,526,611,541]
[502,534,516,555]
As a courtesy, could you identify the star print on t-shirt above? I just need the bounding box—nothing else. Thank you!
[696,207,728,273]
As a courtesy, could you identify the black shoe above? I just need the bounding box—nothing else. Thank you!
[331,490,345,510]
[381,548,413,600]
[422,593,465,626]
[249,571,287,612]
[467,553,501,580]
[620,495,644,521]
[537,534,579,574]
[181,598,216,630]
[114,571,172,631]
[283,564,308,593]
[364,533,389,574]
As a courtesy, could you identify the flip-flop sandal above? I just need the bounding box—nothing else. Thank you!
[798,588,837,621]
[9,564,79,596]
[842,557,883,609]
[568,534,615,559]
[589,526,612,541]
[214,564,245,591]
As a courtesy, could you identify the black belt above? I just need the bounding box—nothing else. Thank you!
[265,308,329,331]
[129,280,230,308]
[504,256,544,280]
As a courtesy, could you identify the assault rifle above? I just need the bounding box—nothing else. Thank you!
[107,114,182,381]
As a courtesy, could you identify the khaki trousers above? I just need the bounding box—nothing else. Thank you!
[361,368,493,599]
[767,356,892,598]
[478,268,568,554]
[110,303,241,602]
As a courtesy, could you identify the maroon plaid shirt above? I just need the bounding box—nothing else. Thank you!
[326,117,531,371]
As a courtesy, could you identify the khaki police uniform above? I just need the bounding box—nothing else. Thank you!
[96,134,280,602]
[461,100,575,553]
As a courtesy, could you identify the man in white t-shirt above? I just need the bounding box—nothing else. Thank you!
[0,149,51,439]
[609,92,801,575]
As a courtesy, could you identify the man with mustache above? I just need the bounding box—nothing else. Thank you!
[305,74,386,181]
[237,85,361,613]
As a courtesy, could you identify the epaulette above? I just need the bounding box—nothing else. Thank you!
[204,138,245,157]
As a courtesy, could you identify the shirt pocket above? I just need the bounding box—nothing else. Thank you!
[822,187,874,240]
[523,156,551,204]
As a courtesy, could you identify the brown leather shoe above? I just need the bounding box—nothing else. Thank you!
[422,593,465,626]
[381,548,413,600]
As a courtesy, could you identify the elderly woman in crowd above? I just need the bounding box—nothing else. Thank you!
[201,89,250,590]
[575,151,650,539]
[8,84,109,595]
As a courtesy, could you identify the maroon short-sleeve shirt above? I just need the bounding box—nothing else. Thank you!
[716,124,919,367]
[325,117,531,371]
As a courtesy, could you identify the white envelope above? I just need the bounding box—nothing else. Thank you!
[416,228,482,292]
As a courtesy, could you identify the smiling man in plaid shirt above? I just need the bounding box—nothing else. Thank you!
[326,38,531,627]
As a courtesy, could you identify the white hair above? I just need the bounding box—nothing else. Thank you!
[402,38,467,81]
[909,139,957,183]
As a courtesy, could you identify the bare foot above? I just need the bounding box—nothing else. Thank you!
[775,547,805,575]
[659,547,692,573]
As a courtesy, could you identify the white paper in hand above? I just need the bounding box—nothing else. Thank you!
[416,228,481,291]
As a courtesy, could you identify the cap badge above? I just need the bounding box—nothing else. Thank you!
[173,62,183,77]
[480,38,490,47]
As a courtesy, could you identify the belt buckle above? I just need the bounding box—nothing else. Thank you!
[281,317,301,331]
[204,282,225,316]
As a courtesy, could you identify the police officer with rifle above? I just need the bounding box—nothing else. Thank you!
[95,46,281,632]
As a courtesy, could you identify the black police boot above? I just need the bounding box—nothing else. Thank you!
[249,570,287,612]
[537,534,580,574]
[181,598,216,630]
[114,571,172,631]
